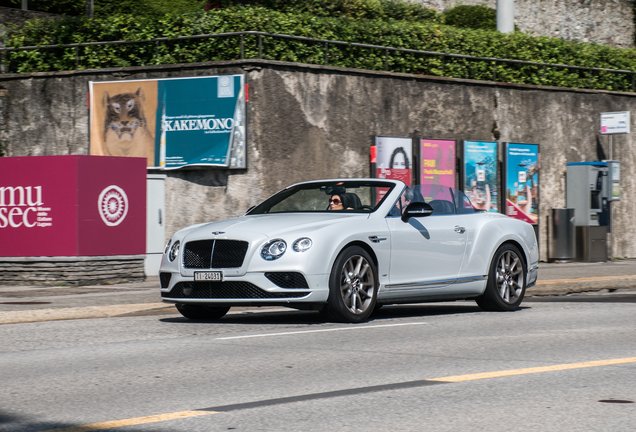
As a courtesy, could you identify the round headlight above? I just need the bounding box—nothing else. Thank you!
[164,239,172,255]
[293,237,313,252]
[261,239,287,261]
[169,241,180,262]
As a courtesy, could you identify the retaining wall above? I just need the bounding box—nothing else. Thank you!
[1,59,636,264]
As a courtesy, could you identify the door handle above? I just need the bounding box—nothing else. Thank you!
[454,226,465,234]
[158,209,162,226]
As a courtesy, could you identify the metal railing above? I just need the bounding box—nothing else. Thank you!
[2,30,635,92]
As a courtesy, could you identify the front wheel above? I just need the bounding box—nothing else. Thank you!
[175,304,230,320]
[323,246,378,323]
[476,244,526,311]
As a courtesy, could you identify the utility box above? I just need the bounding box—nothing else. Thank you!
[566,162,608,262]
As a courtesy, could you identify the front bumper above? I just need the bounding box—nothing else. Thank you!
[160,271,330,305]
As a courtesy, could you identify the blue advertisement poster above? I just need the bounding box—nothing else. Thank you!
[89,75,246,169]
[505,143,539,224]
[462,141,499,212]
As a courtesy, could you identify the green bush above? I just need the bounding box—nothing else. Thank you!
[4,6,636,92]
[442,5,496,30]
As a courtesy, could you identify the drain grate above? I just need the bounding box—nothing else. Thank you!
[0,301,52,305]
[598,399,634,404]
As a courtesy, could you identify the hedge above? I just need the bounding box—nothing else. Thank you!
[4,6,636,92]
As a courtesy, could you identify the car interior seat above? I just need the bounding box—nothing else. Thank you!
[428,199,455,215]
[343,192,362,210]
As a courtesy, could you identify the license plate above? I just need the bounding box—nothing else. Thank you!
[194,271,223,281]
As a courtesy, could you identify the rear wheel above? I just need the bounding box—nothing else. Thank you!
[323,246,378,323]
[476,244,526,311]
[175,304,230,320]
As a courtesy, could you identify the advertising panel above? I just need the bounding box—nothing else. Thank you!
[419,139,456,187]
[462,141,498,212]
[374,137,413,202]
[505,143,539,224]
[89,75,246,169]
[0,156,146,257]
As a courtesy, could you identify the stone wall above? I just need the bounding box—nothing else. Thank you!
[1,59,636,264]
[0,255,146,286]
[416,0,635,48]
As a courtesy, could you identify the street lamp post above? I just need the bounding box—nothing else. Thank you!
[497,0,515,34]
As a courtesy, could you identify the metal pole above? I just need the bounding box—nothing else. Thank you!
[609,135,613,160]
[258,35,262,59]
[240,34,244,60]
[497,0,515,34]
[21,0,27,10]
[86,0,94,18]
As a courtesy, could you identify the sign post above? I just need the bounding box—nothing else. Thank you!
[600,111,630,260]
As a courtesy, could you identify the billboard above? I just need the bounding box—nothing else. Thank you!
[505,143,539,224]
[374,137,413,202]
[0,156,146,257]
[419,139,456,188]
[462,141,499,212]
[89,75,246,169]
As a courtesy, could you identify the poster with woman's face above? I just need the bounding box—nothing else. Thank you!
[462,141,499,212]
[375,136,412,183]
[505,143,539,224]
[374,136,413,203]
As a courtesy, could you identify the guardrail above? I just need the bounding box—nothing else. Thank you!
[2,30,635,92]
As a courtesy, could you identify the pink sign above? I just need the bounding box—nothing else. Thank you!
[420,139,456,187]
[0,155,146,257]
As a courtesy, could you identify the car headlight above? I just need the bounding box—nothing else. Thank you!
[168,241,180,262]
[293,237,313,252]
[261,239,287,261]
[164,239,172,255]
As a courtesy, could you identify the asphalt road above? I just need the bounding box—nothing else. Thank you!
[1,295,635,432]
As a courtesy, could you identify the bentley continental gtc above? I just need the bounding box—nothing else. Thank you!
[159,179,539,323]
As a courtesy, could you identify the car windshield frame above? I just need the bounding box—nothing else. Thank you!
[247,180,397,215]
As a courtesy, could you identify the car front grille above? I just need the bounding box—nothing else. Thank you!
[163,282,310,299]
[183,240,249,269]
[265,272,309,288]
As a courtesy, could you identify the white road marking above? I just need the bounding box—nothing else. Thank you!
[216,321,429,340]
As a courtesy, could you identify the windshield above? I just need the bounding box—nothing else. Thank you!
[248,181,397,214]
[388,184,476,216]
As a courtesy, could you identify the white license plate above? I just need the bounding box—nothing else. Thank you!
[194,271,223,281]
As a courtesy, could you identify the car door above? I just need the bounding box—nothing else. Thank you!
[385,212,468,292]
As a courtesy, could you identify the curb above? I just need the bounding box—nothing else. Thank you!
[528,275,636,296]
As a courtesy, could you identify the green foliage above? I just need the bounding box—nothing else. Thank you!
[0,0,85,15]
[4,6,636,93]
[442,4,496,30]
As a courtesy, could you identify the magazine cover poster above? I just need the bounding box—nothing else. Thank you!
[462,141,499,212]
[374,137,413,202]
[505,143,539,224]
[420,139,456,187]
[90,80,158,167]
[89,75,246,169]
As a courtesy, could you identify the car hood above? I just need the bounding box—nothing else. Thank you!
[181,212,369,241]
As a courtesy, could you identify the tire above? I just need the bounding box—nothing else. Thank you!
[323,246,378,323]
[476,243,526,312]
[175,303,230,320]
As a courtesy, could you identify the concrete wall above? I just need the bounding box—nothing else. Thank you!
[417,0,635,48]
[1,59,636,262]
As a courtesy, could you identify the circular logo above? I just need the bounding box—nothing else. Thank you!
[98,186,129,227]
[220,76,230,87]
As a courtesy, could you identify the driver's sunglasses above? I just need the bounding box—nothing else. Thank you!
[329,198,341,204]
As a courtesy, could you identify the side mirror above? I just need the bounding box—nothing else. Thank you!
[401,202,434,222]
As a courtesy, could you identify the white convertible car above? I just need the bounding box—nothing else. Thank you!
[160,179,539,323]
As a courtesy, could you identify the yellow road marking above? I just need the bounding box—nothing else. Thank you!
[37,357,636,431]
[429,357,636,382]
[39,411,216,432]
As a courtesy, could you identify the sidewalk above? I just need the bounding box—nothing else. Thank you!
[1,260,635,324]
